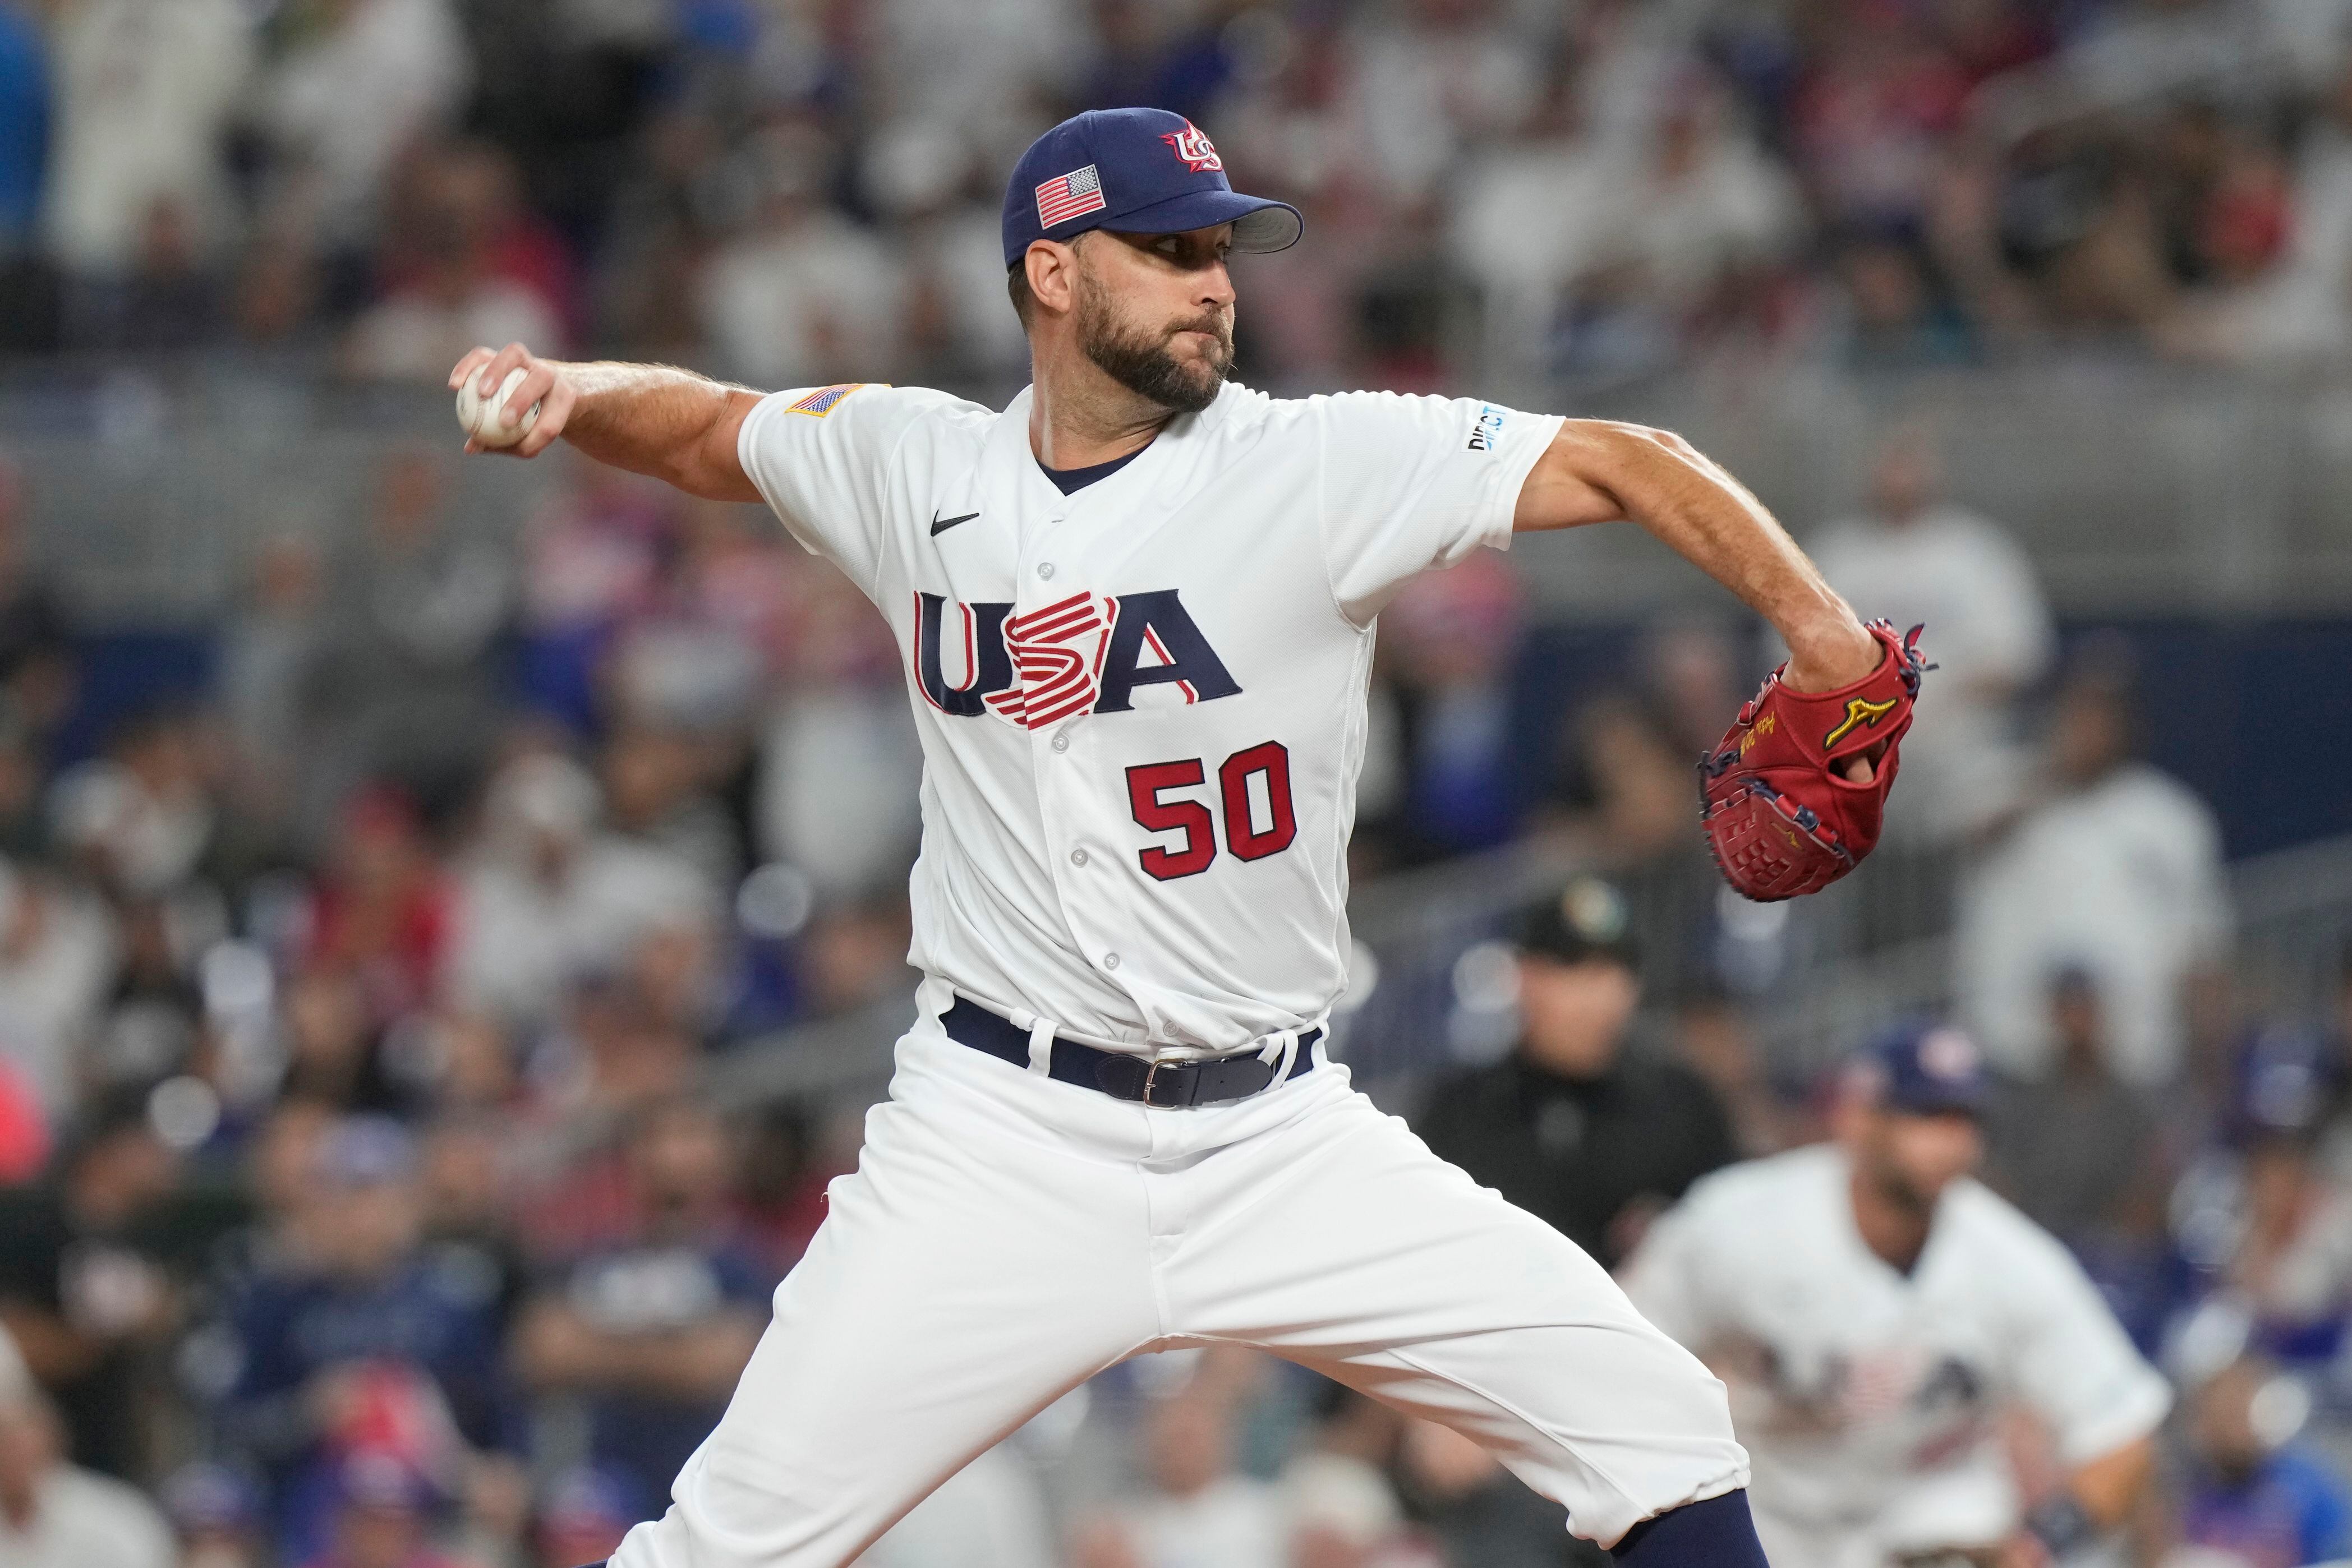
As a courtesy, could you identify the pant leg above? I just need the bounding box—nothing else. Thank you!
[613,1029,1162,1568]
[1159,1085,1748,1550]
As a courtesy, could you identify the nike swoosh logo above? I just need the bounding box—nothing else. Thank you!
[930,510,979,536]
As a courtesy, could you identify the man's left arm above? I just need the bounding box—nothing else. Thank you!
[1514,420,1879,701]
[1998,1434,2155,1568]
[1994,1227,2173,1567]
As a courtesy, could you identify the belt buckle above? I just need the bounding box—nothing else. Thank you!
[1141,1058,1185,1109]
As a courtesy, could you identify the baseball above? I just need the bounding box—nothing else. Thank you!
[456,367,539,448]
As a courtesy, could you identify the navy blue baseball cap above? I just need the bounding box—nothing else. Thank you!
[1002,108,1302,270]
[1848,1019,1990,1118]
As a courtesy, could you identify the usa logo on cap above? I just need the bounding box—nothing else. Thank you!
[1162,121,1223,172]
[1036,164,1107,228]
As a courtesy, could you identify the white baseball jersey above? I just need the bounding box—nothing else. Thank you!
[613,379,1754,1568]
[737,379,1560,1055]
[1621,1144,2170,1560]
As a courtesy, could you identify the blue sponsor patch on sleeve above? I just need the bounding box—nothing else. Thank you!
[1466,403,1507,452]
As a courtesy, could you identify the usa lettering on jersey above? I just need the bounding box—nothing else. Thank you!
[913,588,1241,729]
[738,380,1563,1050]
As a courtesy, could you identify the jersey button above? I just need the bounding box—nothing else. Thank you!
[1051,733,1070,753]
[1070,848,1088,867]
[1037,562,1056,580]
[1103,952,1121,970]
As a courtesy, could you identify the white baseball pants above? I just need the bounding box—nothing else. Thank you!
[611,981,1749,1568]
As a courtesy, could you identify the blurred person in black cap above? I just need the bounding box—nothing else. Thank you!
[1621,1020,2170,1568]
[1415,877,1737,1269]
[0,1087,229,1483]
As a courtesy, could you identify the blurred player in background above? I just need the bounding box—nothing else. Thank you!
[1622,1020,2170,1567]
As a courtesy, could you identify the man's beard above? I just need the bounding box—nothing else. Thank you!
[1870,1160,1940,1219]
[1076,273,1232,415]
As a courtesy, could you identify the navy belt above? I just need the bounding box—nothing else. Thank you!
[941,997,1320,1109]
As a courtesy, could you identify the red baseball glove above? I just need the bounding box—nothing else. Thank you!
[1697,620,1927,902]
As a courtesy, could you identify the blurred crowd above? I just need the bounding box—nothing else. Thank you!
[0,0,2345,386]
[0,0,2340,1565]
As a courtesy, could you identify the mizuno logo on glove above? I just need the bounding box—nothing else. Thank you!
[1823,696,1899,751]
[1699,619,1926,902]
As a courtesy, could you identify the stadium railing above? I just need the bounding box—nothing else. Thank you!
[2,361,2352,622]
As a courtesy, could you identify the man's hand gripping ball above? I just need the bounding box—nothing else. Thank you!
[1699,619,1927,902]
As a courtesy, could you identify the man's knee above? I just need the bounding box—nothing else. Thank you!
[1612,1489,1772,1567]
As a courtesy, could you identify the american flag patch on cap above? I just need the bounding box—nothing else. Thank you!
[1035,164,1107,229]
[785,383,870,417]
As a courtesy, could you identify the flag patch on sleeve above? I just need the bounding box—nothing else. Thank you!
[785,383,873,417]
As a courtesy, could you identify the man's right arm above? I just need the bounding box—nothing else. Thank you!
[447,344,763,502]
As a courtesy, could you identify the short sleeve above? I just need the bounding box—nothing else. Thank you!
[735,383,943,594]
[1312,391,1563,624]
[1997,1219,2172,1463]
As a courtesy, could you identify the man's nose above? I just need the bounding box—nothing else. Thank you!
[1198,260,1235,310]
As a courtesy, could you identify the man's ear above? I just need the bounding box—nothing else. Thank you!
[1026,238,1080,318]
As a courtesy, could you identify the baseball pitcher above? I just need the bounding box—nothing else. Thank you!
[449,107,1921,1568]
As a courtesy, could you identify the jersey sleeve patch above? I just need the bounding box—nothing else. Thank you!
[785,382,884,417]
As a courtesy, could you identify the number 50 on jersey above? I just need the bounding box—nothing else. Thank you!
[913,587,1295,880]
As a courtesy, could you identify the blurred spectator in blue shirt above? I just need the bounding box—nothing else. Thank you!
[2173,1355,2352,1568]
[512,1095,769,1507]
[0,3,47,248]
[1371,551,1526,864]
[214,1116,510,1558]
